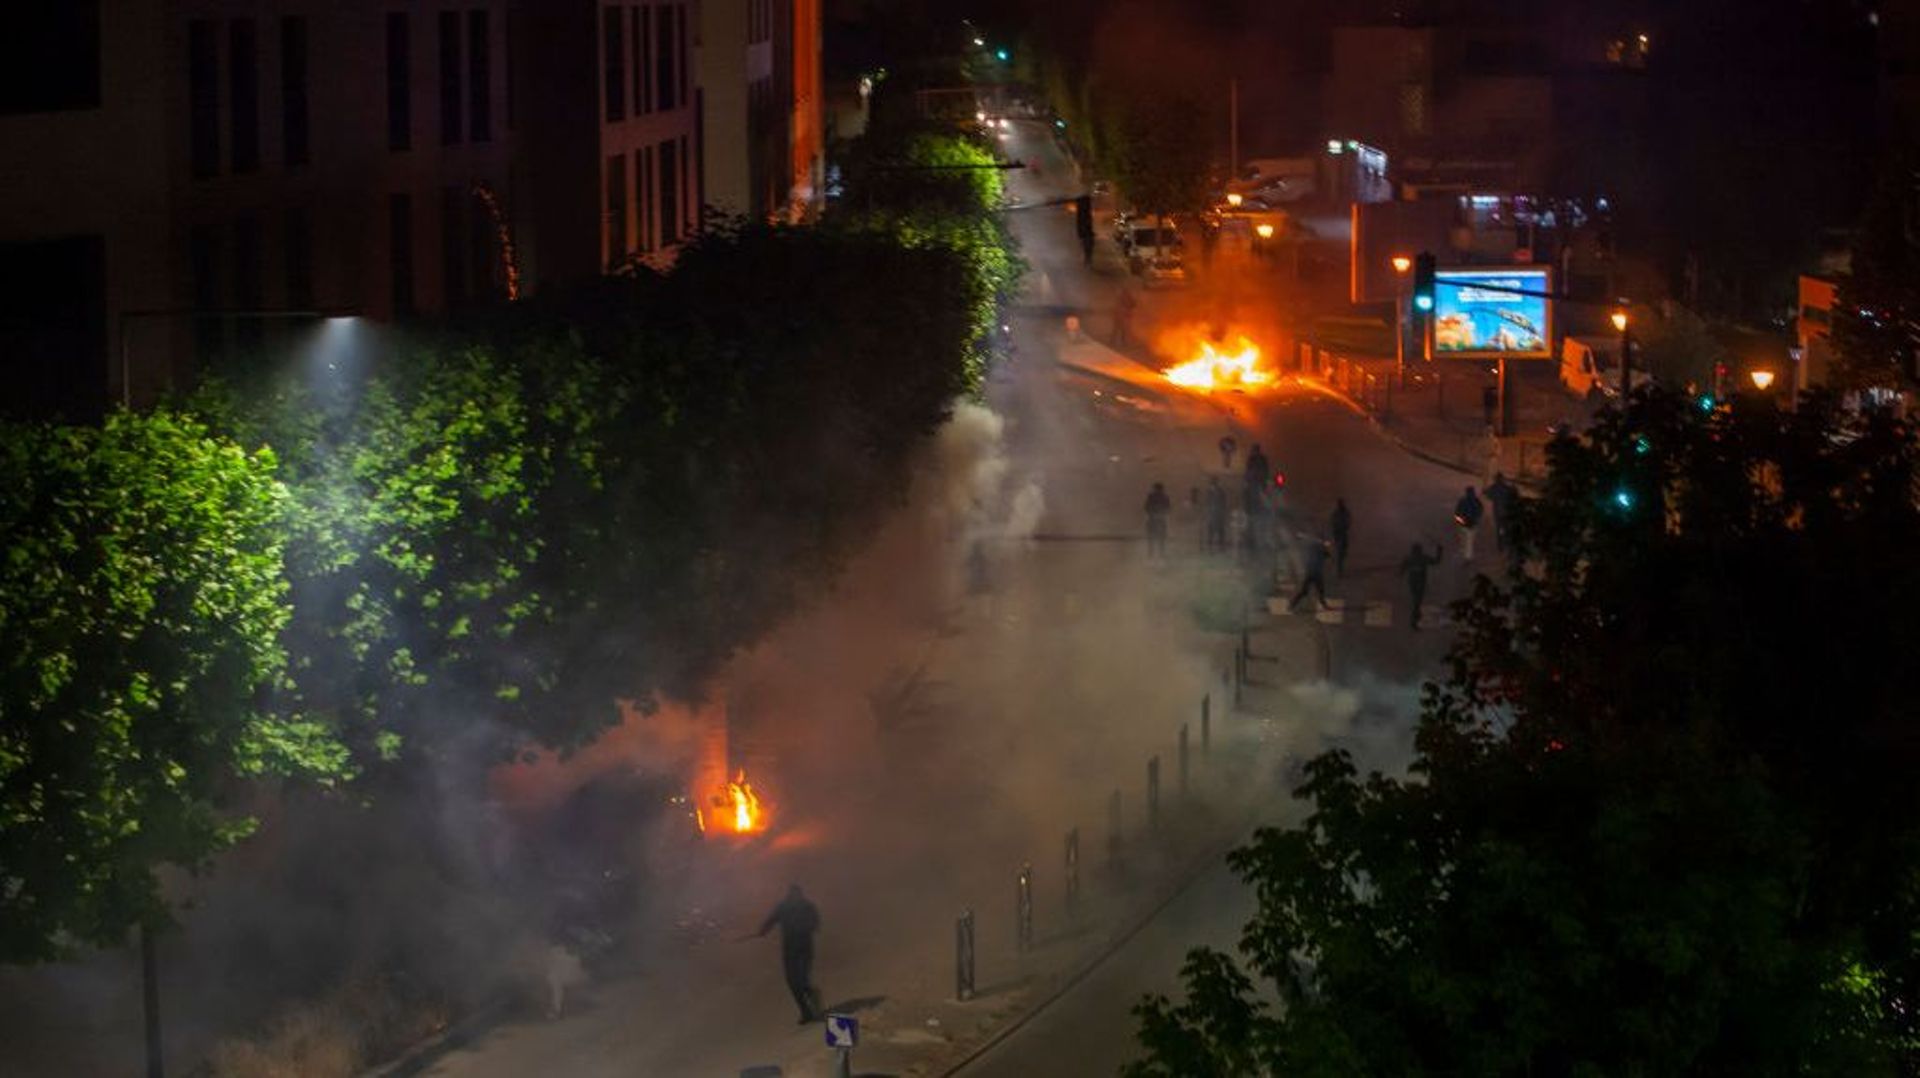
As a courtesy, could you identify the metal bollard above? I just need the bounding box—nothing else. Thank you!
[1179,724,1190,797]
[1201,693,1211,755]
[1107,789,1122,867]
[1017,863,1034,952]
[956,909,976,1001]
[1147,756,1161,831]
[1065,828,1080,915]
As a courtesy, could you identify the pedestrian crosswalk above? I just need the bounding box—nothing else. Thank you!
[1264,594,1451,629]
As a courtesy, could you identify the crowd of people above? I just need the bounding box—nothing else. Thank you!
[1142,434,1523,630]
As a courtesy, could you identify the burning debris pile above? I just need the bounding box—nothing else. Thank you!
[1161,332,1273,391]
[699,770,768,836]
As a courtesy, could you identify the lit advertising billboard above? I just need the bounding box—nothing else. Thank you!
[1432,267,1553,359]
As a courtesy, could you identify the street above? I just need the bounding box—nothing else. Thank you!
[407,118,1478,1078]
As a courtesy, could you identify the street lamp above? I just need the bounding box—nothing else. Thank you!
[1391,255,1413,378]
[1254,222,1274,239]
[1610,306,1632,399]
[1225,192,1243,208]
[1750,369,1776,391]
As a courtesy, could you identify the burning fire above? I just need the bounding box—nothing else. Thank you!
[697,770,767,835]
[1163,335,1272,391]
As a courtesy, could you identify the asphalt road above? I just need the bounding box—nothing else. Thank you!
[945,119,1481,1078]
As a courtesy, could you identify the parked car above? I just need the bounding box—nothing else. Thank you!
[1123,223,1186,283]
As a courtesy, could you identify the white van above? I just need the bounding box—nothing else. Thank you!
[1561,336,1650,398]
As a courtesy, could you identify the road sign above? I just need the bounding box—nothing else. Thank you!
[825,1013,858,1048]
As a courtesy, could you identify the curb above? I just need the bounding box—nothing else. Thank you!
[1300,376,1547,491]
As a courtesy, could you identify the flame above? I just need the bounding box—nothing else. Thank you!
[1163,335,1272,391]
[707,770,767,835]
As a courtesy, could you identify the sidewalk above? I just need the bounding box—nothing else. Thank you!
[1296,351,1590,486]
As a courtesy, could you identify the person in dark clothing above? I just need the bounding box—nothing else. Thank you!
[758,884,823,1023]
[1329,498,1352,576]
[1453,486,1484,561]
[1144,482,1172,558]
[1485,472,1517,552]
[1204,477,1229,552]
[1399,542,1443,629]
[1218,434,1238,472]
[1243,443,1271,493]
[1287,537,1333,612]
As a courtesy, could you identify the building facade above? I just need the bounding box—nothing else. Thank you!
[0,0,730,419]
[700,0,823,222]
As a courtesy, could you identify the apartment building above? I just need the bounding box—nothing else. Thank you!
[700,0,824,222]
[0,0,712,419]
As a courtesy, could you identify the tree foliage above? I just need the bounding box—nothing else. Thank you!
[0,412,349,962]
[1101,89,1212,221]
[1130,390,1920,1074]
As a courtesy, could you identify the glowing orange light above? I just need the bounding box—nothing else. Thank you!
[1749,369,1775,390]
[701,770,767,835]
[1255,223,1275,239]
[1163,335,1272,391]
[1610,308,1630,333]
[1391,254,1412,274]
[1226,192,1243,207]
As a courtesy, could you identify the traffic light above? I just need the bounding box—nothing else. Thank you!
[1413,252,1436,313]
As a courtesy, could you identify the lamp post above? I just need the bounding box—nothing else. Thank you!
[1749,369,1776,391]
[117,308,355,408]
[1391,255,1412,380]
[1610,306,1632,399]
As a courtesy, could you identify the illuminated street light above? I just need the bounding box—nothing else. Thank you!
[1255,222,1275,239]
[972,36,984,46]
[995,48,1009,62]
[1610,307,1632,398]
[1391,254,1412,275]
[1610,308,1629,333]
[1226,192,1243,207]
[1750,369,1776,391]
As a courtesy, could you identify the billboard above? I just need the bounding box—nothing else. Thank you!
[1432,267,1553,358]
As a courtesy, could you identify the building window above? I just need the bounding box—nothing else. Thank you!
[470,195,496,301]
[639,145,654,251]
[468,10,491,142]
[234,215,264,351]
[387,14,411,151]
[230,20,260,173]
[677,4,688,107]
[281,17,309,166]
[285,208,313,310]
[659,139,677,246]
[630,6,644,117]
[678,133,691,234]
[638,5,653,114]
[505,10,518,130]
[607,155,628,268]
[442,186,468,309]
[189,20,219,178]
[2,3,102,116]
[604,6,626,122]
[190,225,224,358]
[438,11,462,145]
[656,4,675,112]
[390,193,415,315]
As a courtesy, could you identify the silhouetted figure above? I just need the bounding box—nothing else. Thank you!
[1218,434,1238,472]
[1114,287,1138,346]
[1288,538,1332,612]
[1453,486,1484,562]
[1204,478,1229,552]
[1243,443,1271,494]
[1144,482,1172,559]
[1400,542,1443,629]
[1485,472,1517,552]
[1329,498,1352,576]
[758,885,823,1024]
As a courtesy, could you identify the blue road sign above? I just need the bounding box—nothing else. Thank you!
[824,1013,858,1048]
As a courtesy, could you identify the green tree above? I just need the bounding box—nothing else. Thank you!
[0,411,348,961]
[1103,90,1211,224]
[1130,390,1920,1074]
